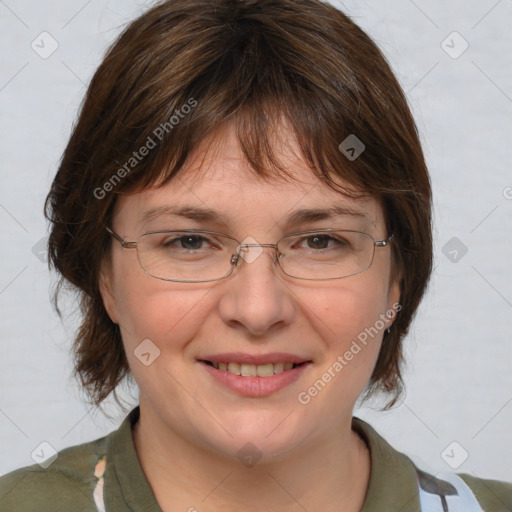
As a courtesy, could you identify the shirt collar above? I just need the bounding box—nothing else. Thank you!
[106,406,162,511]
[353,416,422,512]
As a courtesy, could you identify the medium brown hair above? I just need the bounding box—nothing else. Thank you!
[45,0,432,408]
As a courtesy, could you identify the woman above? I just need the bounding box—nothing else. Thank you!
[0,0,510,510]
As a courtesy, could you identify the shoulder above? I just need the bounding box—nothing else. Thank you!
[458,472,512,511]
[352,416,512,512]
[0,434,109,512]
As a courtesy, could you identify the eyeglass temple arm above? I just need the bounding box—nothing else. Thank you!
[375,233,395,247]
[105,226,137,249]
[374,232,395,247]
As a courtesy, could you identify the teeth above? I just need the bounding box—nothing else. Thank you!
[241,364,257,377]
[210,361,301,377]
[256,363,274,377]
[273,362,284,374]
[227,362,241,375]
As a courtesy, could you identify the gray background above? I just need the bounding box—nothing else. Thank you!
[1,0,511,481]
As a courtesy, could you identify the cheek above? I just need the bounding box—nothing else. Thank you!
[304,275,389,344]
[114,282,215,396]
[111,258,212,355]
[297,273,391,392]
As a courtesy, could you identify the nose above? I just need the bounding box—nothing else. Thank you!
[217,244,296,337]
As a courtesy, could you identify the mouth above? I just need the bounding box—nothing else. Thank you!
[197,354,312,397]
[200,360,307,377]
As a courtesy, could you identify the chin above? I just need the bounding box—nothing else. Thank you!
[194,409,317,464]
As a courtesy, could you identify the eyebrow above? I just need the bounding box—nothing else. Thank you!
[140,204,370,227]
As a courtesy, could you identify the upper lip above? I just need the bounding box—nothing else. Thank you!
[199,352,311,365]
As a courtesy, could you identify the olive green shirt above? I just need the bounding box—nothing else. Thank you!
[1,407,510,511]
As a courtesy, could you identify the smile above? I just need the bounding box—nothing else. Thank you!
[198,356,312,397]
[204,361,302,377]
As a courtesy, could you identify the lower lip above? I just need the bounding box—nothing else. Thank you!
[199,361,311,397]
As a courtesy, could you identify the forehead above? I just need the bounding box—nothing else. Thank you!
[113,122,385,234]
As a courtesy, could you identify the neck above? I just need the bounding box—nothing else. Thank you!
[132,405,370,512]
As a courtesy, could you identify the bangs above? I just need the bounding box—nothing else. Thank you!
[108,77,368,203]
[84,3,407,207]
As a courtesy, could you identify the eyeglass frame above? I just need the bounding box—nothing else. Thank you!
[105,226,395,282]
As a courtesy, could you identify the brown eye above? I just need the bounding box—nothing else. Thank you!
[305,234,331,249]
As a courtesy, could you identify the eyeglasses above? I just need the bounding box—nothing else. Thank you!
[106,227,394,282]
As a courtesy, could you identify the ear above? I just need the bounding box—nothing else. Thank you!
[98,259,119,325]
[386,274,401,326]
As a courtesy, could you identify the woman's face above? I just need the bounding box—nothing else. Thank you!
[101,123,400,460]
